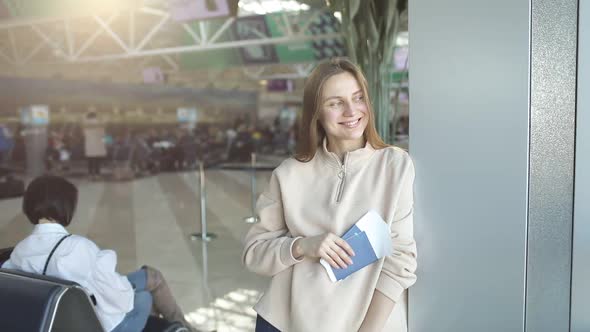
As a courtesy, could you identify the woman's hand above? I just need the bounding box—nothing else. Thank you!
[292,233,355,269]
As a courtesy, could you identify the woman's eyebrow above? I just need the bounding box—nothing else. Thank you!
[323,96,342,102]
[323,90,363,102]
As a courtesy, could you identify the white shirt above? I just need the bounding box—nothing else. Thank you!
[83,119,107,157]
[2,223,134,331]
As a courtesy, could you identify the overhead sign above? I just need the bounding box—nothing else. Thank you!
[177,107,198,123]
[20,105,49,126]
[234,15,279,65]
[265,10,346,62]
[142,67,166,84]
[267,79,294,92]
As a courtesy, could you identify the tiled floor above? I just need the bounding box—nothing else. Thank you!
[0,169,274,332]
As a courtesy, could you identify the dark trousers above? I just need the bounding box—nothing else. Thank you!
[256,315,280,332]
[87,157,101,175]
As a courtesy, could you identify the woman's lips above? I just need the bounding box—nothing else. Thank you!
[340,117,362,128]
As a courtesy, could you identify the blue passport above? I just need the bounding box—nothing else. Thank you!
[332,231,379,281]
[320,210,392,282]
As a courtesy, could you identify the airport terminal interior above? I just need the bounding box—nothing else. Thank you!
[1,0,588,331]
[0,1,410,331]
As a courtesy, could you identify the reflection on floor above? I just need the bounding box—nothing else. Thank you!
[0,170,274,332]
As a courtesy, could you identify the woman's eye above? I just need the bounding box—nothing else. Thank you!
[354,96,364,102]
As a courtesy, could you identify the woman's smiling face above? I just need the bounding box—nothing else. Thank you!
[318,72,369,147]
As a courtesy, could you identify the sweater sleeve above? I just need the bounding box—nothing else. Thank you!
[376,155,418,303]
[242,170,303,276]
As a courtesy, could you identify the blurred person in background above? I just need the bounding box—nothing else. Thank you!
[131,132,153,175]
[0,124,14,167]
[252,126,263,154]
[46,130,70,174]
[225,126,237,159]
[83,112,107,180]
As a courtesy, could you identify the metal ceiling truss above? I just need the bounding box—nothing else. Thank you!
[0,6,341,66]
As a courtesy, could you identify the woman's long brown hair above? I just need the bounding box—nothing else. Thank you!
[295,57,389,162]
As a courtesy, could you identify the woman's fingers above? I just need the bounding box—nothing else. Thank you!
[309,233,356,269]
[334,237,356,257]
[323,255,339,269]
[325,247,348,269]
[329,242,353,266]
[323,239,354,269]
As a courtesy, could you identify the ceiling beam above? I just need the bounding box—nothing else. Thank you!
[281,12,293,37]
[69,32,343,63]
[73,13,119,59]
[129,9,135,49]
[64,19,75,57]
[135,13,170,51]
[94,15,131,52]
[31,25,66,57]
[207,17,235,45]
[0,48,14,64]
[21,37,49,64]
[1,9,343,68]
[183,23,201,44]
[8,30,17,62]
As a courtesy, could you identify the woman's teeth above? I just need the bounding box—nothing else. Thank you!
[342,118,360,128]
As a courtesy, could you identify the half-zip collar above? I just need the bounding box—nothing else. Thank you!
[317,138,376,171]
[316,138,376,203]
[334,153,349,202]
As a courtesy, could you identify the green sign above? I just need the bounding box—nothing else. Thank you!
[267,11,346,63]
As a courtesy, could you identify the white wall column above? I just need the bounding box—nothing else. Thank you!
[571,0,590,330]
[408,0,578,330]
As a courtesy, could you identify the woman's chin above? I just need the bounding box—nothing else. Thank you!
[343,126,366,139]
[334,131,365,144]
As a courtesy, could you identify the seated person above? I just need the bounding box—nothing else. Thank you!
[1,175,198,332]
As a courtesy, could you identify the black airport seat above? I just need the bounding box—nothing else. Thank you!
[0,268,104,332]
[0,248,189,332]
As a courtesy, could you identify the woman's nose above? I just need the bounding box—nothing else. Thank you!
[342,102,356,116]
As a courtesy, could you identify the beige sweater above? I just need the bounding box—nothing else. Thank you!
[242,141,418,332]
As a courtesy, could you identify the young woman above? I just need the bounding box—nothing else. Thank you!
[242,58,418,332]
[2,175,198,332]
